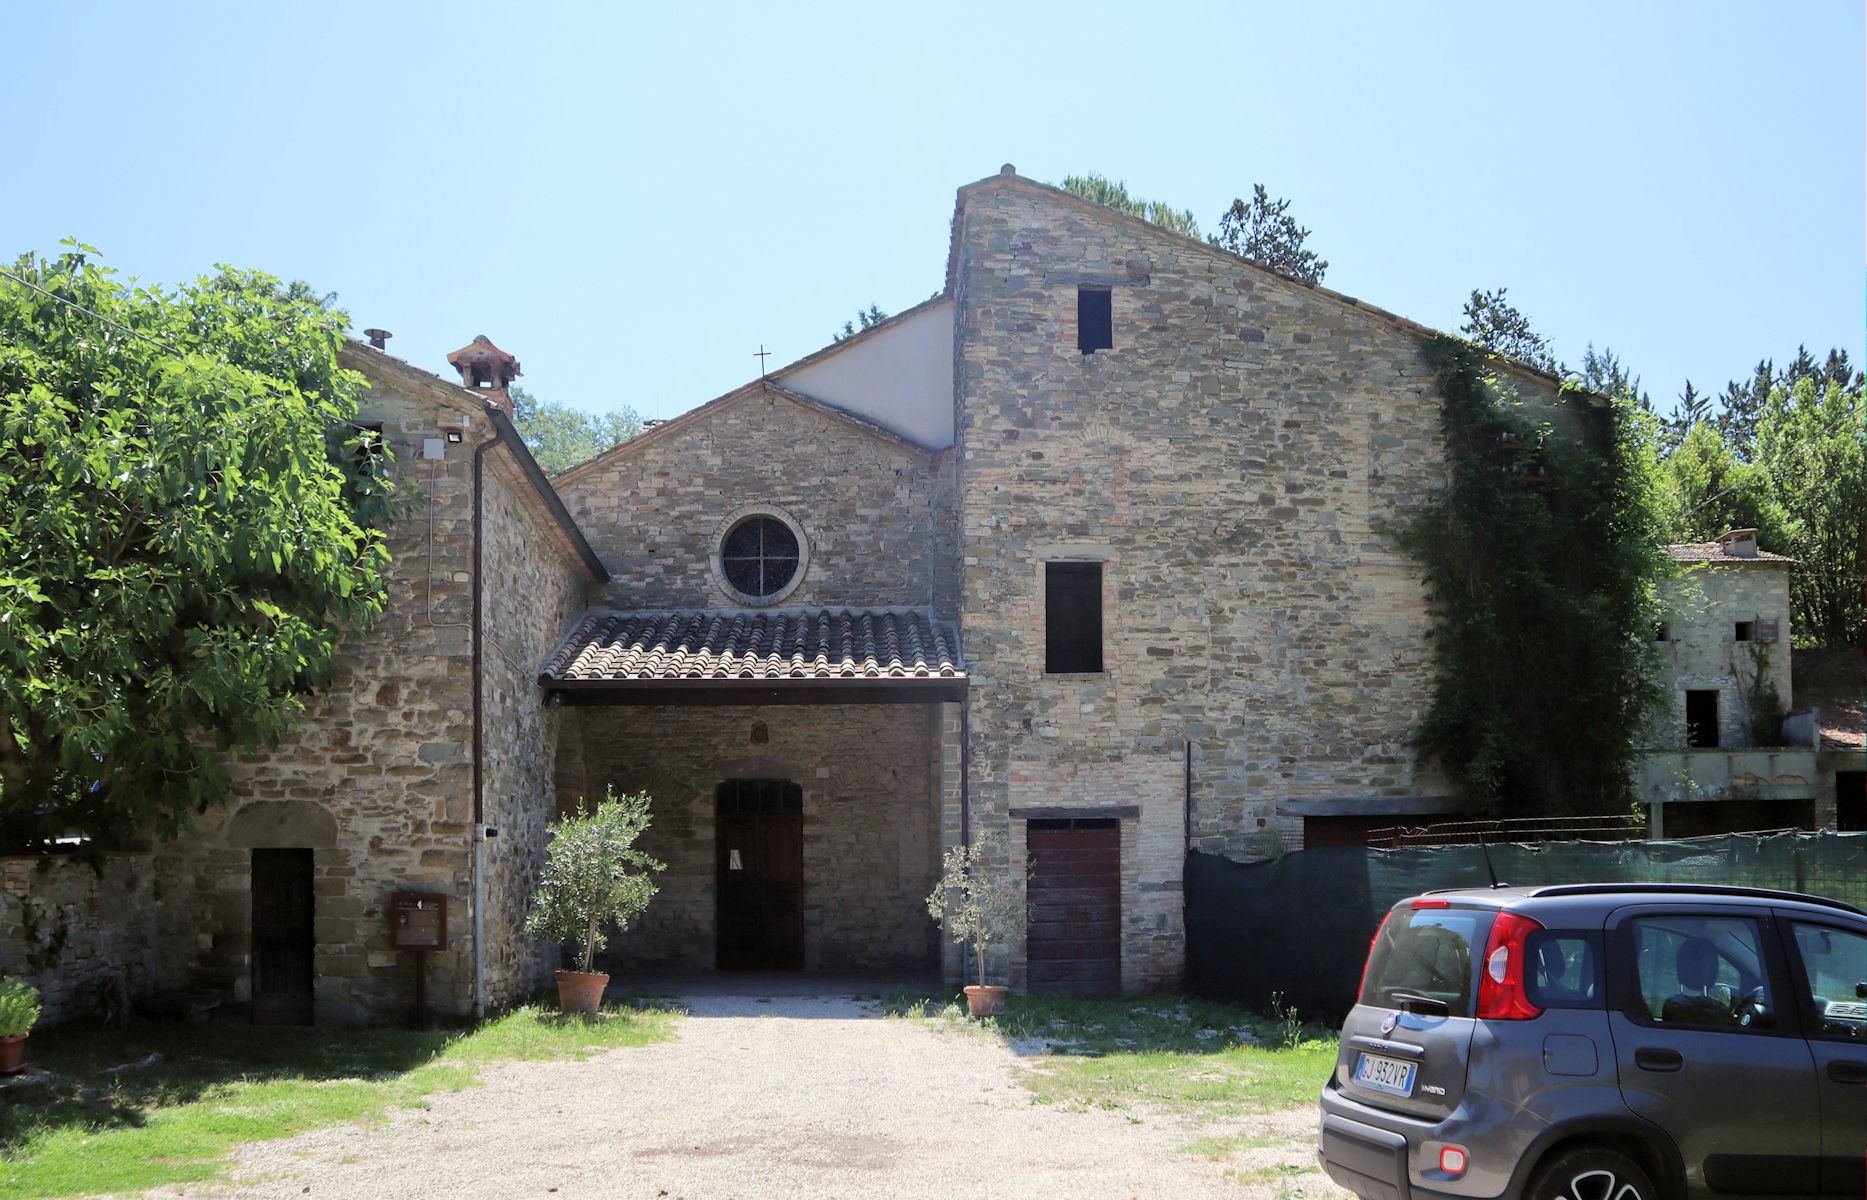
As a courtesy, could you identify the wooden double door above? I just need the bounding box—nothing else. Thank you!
[715,779,805,970]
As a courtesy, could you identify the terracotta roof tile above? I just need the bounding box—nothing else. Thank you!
[541,608,963,684]
[1664,542,1796,564]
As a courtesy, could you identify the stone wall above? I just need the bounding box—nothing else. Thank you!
[1005,756,1184,993]
[556,385,960,618]
[478,456,590,1002]
[1,854,156,1027]
[565,703,946,975]
[150,353,594,1023]
[949,176,1569,988]
[1652,564,1796,748]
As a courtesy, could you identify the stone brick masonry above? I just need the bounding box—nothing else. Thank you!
[61,170,1630,1021]
[564,704,945,975]
[556,384,959,619]
[950,175,1568,988]
[1652,562,1795,748]
[2,854,155,1025]
[147,350,596,1024]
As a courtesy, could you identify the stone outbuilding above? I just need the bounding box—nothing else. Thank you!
[1637,531,1840,838]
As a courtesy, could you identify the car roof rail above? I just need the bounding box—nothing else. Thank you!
[1524,883,1865,916]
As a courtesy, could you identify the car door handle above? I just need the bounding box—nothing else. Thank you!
[1635,1048,1684,1072]
[1829,1060,1867,1084]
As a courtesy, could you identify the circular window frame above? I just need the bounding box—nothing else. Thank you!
[709,504,810,606]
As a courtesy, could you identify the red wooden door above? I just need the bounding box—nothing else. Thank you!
[1026,820,1121,996]
[251,848,315,1024]
[716,780,804,970]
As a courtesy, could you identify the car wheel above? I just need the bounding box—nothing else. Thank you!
[1528,1147,1659,1200]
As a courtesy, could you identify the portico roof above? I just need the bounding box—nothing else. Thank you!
[539,607,965,705]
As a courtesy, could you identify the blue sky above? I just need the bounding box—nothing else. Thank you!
[4,1,1860,423]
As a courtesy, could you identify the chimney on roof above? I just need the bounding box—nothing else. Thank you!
[446,334,521,417]
[1717,528,1759,559]
[363,328,392,351]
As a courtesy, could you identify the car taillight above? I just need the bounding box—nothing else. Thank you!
[1439,1146,1469,1176]
[1357,912,1392,1002]
[1476,910,1544,1020]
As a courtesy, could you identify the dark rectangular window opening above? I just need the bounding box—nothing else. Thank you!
[1836,772,1865,833]
[1045,561,1104,674]
[1734,621,1754,642]
[1078,287,1112,354]
[716,778,802,815]
[1685,689,1720,749]
[1654,622,1672,642]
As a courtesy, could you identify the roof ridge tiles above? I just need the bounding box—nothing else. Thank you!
[540,605,963,687]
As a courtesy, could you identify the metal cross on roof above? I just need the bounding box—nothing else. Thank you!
[754,344,772,377]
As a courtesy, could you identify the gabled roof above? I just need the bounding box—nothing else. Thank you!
[549,376,937,487]
[945,166,1600,402]
[340,341,607,582]
[1664,543,1795,565]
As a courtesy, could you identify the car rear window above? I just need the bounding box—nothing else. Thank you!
[1359,907,1489,1017]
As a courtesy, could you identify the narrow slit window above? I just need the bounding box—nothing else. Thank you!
[1685,690,1720,749]
[1734,621,1754,642]
[1078,287,1112,354]
[1045,561,1104,673]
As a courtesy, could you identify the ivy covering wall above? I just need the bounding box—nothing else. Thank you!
[1401,336,1669,816]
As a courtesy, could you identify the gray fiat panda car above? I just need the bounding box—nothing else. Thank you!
[1319,884,1866,1200]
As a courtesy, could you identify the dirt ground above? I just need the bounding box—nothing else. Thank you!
[137,992,1349,1200]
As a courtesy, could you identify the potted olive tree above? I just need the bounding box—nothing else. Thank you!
[0,977,42,1076]
[926,833,1026,1018]
[525,788,665,1015]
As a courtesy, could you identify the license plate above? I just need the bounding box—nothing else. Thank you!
[1354,1052,1418,1097]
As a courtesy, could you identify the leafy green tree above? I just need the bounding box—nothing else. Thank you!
[525,788,665,974]
[834,304,888,342]
[1654,420,1788,547]
[1714,347,1860,460]
[1209,184,1329,285]
[1459,287,1559,374]
[1578,344,1648,407]
[1755,374,1865,647]
[1059,173,1201,237]
[1401,337,1669,816]
[1668,381,1713,448]
[925,832,1025,988]
[509,385,641,474]
[0,244,392,845]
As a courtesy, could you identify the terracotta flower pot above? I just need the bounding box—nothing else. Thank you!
[0,1034,26,1077]
[555,970,609,1015]
[964,984,1008,1018]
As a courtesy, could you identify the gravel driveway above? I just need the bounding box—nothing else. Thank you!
[149,991,1335,1199]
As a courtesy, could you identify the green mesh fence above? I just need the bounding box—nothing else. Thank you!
[1185,830,1867,1022]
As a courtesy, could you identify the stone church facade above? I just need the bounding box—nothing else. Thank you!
[134,167,1579,1023]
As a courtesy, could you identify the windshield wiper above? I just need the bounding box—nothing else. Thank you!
[1388,991,1452,1016]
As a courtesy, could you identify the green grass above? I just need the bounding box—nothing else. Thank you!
[0,1002,677,1199]
[882,992,1339,1118]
